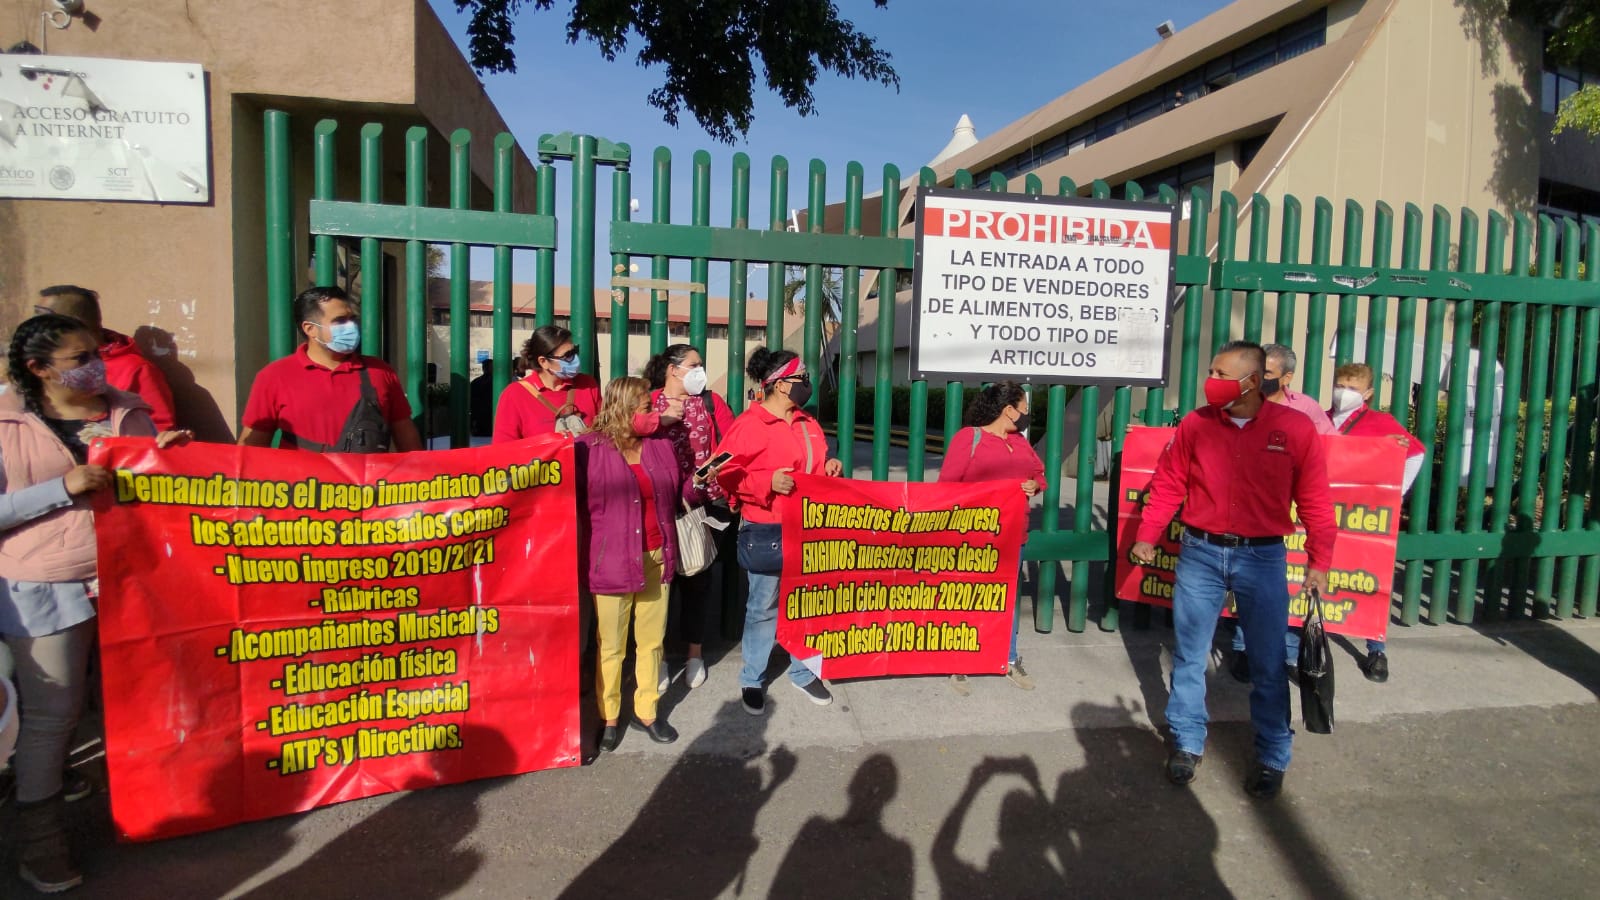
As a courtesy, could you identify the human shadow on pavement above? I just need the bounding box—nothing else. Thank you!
[557,699,796,899]
[768,753,913,900]
[1471,617,1600,699]
[932,702,1230,900]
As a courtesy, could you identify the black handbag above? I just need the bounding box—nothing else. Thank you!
[1297,587,1336,734]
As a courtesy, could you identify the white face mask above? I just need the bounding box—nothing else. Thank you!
[1331,387,1366,414]
[680,365,708,396]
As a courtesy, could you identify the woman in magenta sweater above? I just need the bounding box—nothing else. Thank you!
[939,381,1044,694]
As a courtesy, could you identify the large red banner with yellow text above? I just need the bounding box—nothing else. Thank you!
[776,475,1027,679]
[90,436,580,841]
[1114,426,1404,640]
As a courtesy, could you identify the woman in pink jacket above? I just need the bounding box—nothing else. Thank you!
[0,313,188,892]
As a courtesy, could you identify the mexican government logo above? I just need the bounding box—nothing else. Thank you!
[49,165,75,190]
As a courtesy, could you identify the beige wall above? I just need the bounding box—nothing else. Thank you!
[0,1,531,439]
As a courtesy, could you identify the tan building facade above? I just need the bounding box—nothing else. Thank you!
[0,0,536,439]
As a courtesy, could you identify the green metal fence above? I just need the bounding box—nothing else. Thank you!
[264,111,1600,634]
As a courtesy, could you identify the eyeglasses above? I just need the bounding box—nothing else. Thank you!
[781,374,811,385]
[545,348,579,363]
[50,351,96,367]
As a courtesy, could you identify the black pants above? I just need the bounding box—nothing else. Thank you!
[672,505,739,646]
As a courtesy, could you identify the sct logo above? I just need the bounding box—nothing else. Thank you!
[0,166,36,180]
[106,167,129,176]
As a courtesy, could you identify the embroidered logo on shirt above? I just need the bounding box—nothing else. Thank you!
[1264,430,1289,453]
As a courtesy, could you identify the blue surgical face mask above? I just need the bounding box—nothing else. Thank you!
[556,353,581,380]
[315,320,361,354]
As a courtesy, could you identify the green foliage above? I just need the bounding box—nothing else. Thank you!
[452,0,900,143]
[1553,84,1600,135]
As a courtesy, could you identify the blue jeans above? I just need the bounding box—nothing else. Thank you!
[740,571,817,690]
[1232,622,1385,655]
[1167,532,1293,771]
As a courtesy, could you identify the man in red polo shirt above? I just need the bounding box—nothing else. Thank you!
[238,286,422,452]
[36,285,179,431]
[1132,341,1336,800]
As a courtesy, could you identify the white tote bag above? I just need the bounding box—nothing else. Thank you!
[674,502,718,576]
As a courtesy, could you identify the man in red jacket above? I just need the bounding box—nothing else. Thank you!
[36,285,178,431]
[1131,341,1337,800]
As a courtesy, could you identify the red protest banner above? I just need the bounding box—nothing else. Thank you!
[1113,426,1404,641]
[775,475,1027,679]
[89,436,580,841]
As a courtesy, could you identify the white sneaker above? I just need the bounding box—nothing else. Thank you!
[657,662,671,695]
[686,657,707,689]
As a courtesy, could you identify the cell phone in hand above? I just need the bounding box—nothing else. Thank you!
[695,451,734,480]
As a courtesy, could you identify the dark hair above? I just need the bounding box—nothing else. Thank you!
[38,284,103,332]
[1262,342,1298,374]
[965,380,1026,427]
[294,285,354,325]
[746,346,799,384]
[1217,340,1266,375]
[7,313,97,414]
[521,325,573,367]
[643,343,701,389]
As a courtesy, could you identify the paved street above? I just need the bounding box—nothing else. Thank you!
[11,612,1599,899]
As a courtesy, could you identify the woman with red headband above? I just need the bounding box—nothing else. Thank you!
[713,348,842,716]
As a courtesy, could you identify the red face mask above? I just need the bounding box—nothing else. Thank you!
[1203,376,1247,410]
[632,411,660,436]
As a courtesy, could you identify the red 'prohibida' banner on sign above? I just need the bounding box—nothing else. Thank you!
[775,475,1026,679]
[89,436,580,841]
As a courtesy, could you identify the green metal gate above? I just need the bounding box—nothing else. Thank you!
[262,111,1600,634]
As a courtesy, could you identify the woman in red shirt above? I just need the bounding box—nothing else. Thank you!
[493,325,602,441]
[939,381,1044,694]
[575,377,688,752]
[714,348,843,716]
[644,344,736,691]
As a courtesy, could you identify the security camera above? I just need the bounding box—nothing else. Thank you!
[1156,20,1175,39]
[52,0,86,13]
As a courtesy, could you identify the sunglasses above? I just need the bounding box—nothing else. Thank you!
[781,374,811,385]
[544,348,579,363]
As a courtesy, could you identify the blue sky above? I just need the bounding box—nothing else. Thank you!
[425,0,1233,290]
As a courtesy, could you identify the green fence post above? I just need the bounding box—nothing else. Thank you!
[1033,175,1078,634]
[905,167,937,484]
[1363,202,1394,378]
[1457,211,1503,620]
[690,150,712,355]
[727,153,752,410]
[1431,210,1477,622]
[1179,189,1211,415]
[610,162,633,380]
[1513,217,1556,616]
[1301,198,1333,403]
[359,124,385,357]
[312,121,338,288]
[535,155,556,328]
[492,134,516,400]
[1574,223,1600,617]
[448,129,473,449]
[767,156,789,355]
[1335,200,1364,368]
[1490,214,1533,617]
[872,164,903,481]
[1400,206,1452,625]
[802,160,827,410]
[651,147,673,353]
[838,161,864,475]
[1243,193,1269,343]
[571,135,598,376]
[1391,204,1424,424]
[403,127,429,436]
[1541,217,1580,614]
[1212,192,1238,352]
[1274,194,1301,350]
[264,110,294,362]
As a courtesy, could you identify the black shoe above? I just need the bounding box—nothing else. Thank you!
[1361,651,1389,683]
[630,718,679,744]
[597,724,621,753]
[1229,650,1251,683]
[62,769,93,804]
[1244,763,1285,799]
[792,678,833,706]
[741,687,766,716]
[1165,750,1202,786]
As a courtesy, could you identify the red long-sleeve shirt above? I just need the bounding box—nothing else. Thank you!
[1135,402,1337,570]
[938,427,1047,491]
[713,404,832,524]
[101,331,177,431]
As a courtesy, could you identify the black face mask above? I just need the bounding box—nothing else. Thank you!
[1013,412,1031,433]
[1261,376,1282,397]
[787,380,814,408]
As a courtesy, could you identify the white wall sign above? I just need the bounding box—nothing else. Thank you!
[910,187,1177,386]
[0,54,209,203]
